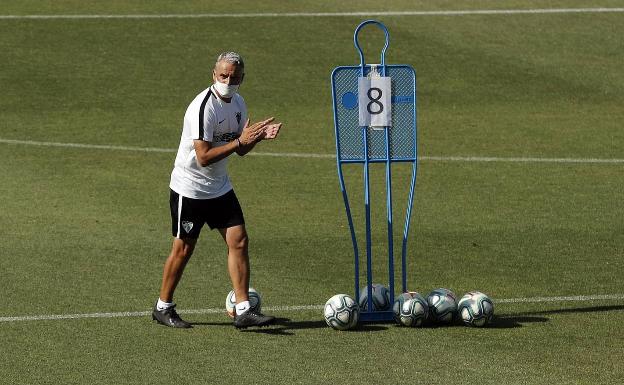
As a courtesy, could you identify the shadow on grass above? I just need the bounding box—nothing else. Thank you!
[239,318,388,335]
[486,315,549,329]
[189,321,235,327]
[528,304,624,315]
[190,305,624,332]
[491,304,624,328]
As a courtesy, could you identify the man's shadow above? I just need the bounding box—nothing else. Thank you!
[189,318,387,334]
[191,304,624,334]
[239,318,388,335]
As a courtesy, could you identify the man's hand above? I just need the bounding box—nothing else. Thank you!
[262,123,282,140]
[239,117,274,146]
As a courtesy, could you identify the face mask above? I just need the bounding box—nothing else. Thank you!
[213,80,239,98]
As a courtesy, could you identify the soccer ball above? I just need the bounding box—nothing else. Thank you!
[225,287,261,318]
[426,288,458,324]
[324,294,359,331]
[457,291,494,327]
[358,283,391,311]
[392,291,429,327]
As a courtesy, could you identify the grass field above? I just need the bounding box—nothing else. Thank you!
[1,1,623,384]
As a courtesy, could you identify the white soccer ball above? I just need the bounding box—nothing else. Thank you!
[324,294,359,331]
[457,291,494,327]
[358,283,391,311]
[225,287,261,319]
[392,291,429,327]
[426,288,458,324]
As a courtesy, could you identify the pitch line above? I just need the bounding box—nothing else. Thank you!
[0,138,175,154]
[420,155,624,164]
[1,138,623,164]
[1,8,623,20]
[494,294,624,304]
[1,294,622,323]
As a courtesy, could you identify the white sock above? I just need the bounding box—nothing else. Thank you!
[236,300,251,315]
[156,298,174,311]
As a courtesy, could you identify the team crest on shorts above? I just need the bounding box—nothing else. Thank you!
[181,221,194,233]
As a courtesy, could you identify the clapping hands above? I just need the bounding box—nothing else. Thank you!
[239,117,282,145]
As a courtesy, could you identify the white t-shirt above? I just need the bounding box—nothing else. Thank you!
[169,86,248,199]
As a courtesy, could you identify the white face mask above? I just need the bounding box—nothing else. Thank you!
[213,80,239,98]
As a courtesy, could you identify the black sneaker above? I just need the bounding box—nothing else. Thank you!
[152,304,192,328]
[233,310,276,329]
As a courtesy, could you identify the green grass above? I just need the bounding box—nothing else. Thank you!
[3,308,624,384]
[1,1,623,384]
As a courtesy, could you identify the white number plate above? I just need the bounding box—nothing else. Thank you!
[358,76,391,128]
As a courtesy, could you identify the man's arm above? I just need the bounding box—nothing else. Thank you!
[193,139,238,167]
[194,117,277,166]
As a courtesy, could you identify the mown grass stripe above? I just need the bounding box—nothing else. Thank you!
[1,294,622,323]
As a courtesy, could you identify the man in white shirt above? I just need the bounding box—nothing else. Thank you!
[153,52,281,329]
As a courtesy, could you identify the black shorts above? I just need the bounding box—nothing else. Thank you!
[170,189,245,239]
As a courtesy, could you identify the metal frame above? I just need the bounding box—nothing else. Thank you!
[331,20,419,322]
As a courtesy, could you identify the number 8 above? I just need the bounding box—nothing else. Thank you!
[366,87,384,115]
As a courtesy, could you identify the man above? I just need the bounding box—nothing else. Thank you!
[152,51,282,329]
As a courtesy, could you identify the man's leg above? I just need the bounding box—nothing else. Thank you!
[219,225,274,328]
[160,237,197,302]
[219,225,250,306]
[152,237,196,328]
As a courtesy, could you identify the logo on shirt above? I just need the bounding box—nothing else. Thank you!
[236,112,242,125]
[213,132,239,143]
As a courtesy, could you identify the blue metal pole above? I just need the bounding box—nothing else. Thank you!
[331,68,361,304]
[385,127,395,304]
[401,72,418,293]
[338,163,360,305]
[362,126,373,314]
[402,162,417,293]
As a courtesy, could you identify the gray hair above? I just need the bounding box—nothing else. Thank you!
[216,51,244,68]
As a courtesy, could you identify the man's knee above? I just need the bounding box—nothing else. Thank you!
[227,229,248,252]
[170,238,196,259]
[230,233,248,252]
